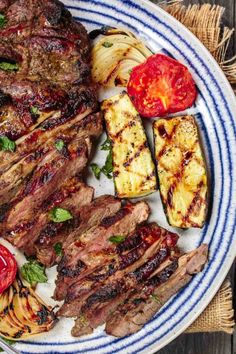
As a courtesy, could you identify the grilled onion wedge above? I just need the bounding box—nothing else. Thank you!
[153,115,208,228]
[102,92,157,198]
[0,277,57,340]
[91,27,152,87]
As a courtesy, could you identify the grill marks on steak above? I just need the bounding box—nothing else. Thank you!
[56,201,150,296]
[0,0,98,166]
[35,183,94,266]
[54,196,122,301]
[3,138,91,244]
[59,224,178,317]
[0,110,102,173]
[105,244,208,337]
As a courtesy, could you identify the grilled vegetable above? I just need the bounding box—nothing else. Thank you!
[153,115,208,228]
[128,54,197,118]
[91,27,152,87]
[0,277,57,340]
[0,245,17,295]
[102,92,157,198]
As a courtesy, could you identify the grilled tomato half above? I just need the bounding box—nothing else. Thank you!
[127,54,197,118]
[0,244,17,294]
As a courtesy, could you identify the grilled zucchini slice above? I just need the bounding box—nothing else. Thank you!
[102,92,157,198]
[153,115,207,228]
[0,277,57,340]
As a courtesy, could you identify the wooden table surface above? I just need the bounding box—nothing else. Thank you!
[150,0,236,353]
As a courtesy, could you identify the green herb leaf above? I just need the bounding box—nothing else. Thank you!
[21,260,47,286]
[102,41,113,48]
[128,69,133,74]
[30,106,40,116]
[0,13,7,28]
[91,163,101,179]
[101,150,113,179]
[109,235,126,244]
[0,337,16,352]
[101,138,112,151]
[54,242,63,256]
[0,136,16,152]
[48,207,73,223]
[150,294,162,305]
[0,61,19,71]
[55,139,65,152]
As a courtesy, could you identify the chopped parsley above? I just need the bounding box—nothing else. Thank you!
[21,260,47,286]
[54,242,63,257]
[0,337,15,352]
[150,294,162,305]
[0,136,16,152]
[30,106,40,116]
[0,13,7,28]
[101,138,112,151]
[91,137,113,180]
[49,207,73,223]
[91,163,101,179]
[55,139,65,152]
[0,61,19,71]
[109,235,126,244]
[102,41,113,48]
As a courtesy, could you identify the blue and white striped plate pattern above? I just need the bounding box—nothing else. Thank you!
[12,1,236,353]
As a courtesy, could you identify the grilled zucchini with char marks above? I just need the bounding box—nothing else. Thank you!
[153,115,208,228]
[102,92,157,198]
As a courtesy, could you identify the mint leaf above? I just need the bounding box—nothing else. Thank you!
[0,136,16,152]
[49,207,73,223]
[21,260,47,286]
[0,61,19,71]
[91,163,101,179]
[54,242,63,256]
[102,41,113,48]
[55,139,65,152]
[0,13,7,28]
[109,235,126,244]
[101,138,111,151]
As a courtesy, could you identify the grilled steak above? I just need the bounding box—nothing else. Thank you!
[105,244,208,337]
[35,183,94,266]
[55,201,150,302]
[2,137,91,251]
[59,223,179,318]
[54,195,122,301]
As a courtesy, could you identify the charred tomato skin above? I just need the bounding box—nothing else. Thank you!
[127,54,197,118]
[0,244,17,294]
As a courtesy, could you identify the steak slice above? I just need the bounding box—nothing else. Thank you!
[19,178,94,258]
[35,183,94,267]
[54,196,122,301]
[56,201,150,302]
[105,244,208,337]
[3,138,91,244]
[58,224,179,318]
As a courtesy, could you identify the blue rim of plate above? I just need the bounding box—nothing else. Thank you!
[18,1,236,353]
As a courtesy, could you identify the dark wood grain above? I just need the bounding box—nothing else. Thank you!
[149,0,235,353]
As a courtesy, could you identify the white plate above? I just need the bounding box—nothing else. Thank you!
[2,0,236,353]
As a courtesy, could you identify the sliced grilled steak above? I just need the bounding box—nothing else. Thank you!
[35,183,94,266]
[19,178,94,258]
[105,244,208,337]
[3,138,91,245]
[0,110,102,173]
[54,196,122,301]
[59,224,179,318]
[55,202,150,302]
